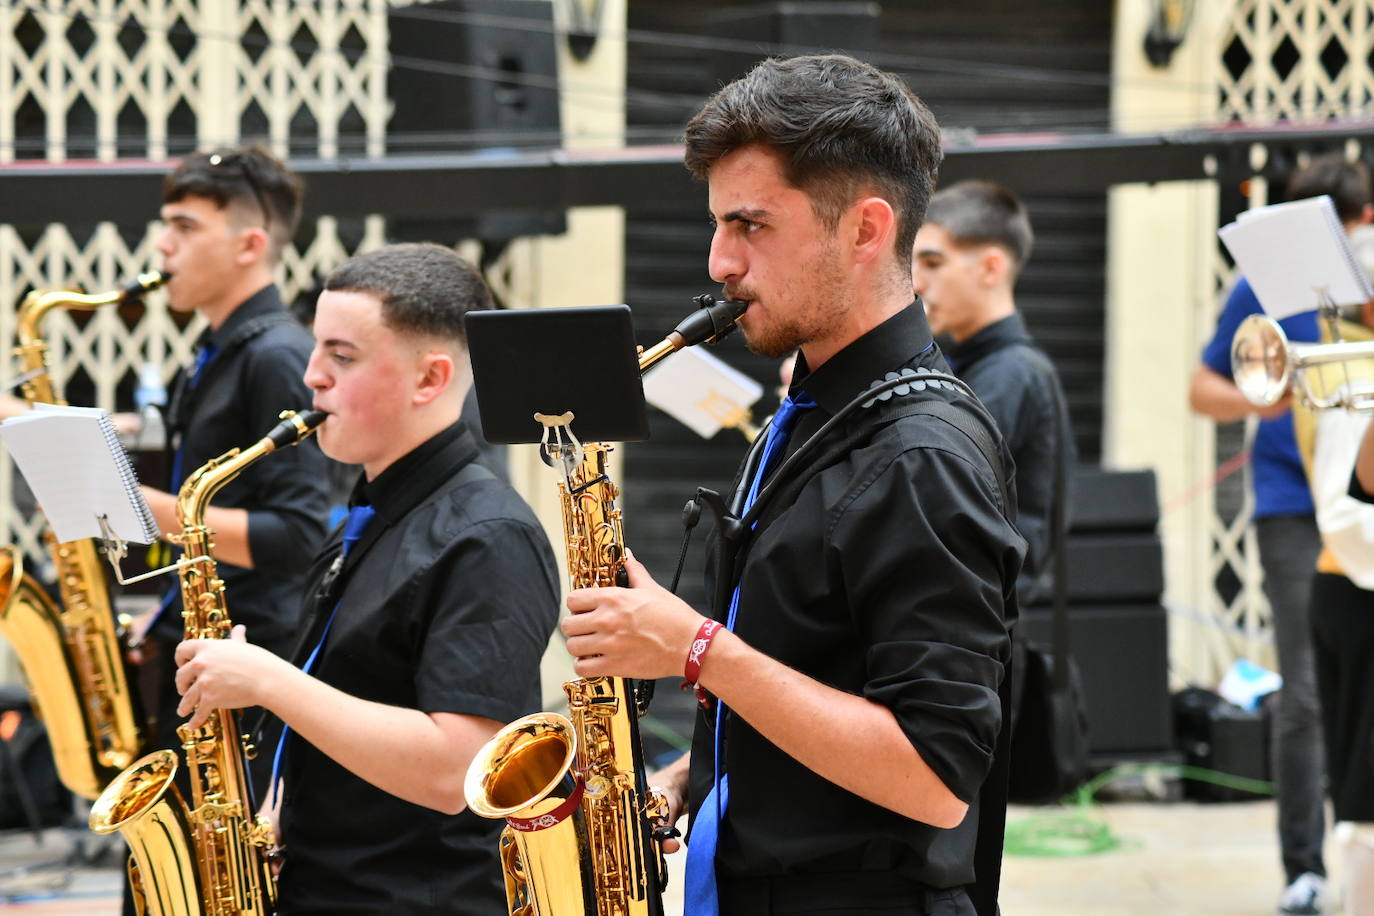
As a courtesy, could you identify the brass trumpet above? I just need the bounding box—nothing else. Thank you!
[1232,313,1374,410]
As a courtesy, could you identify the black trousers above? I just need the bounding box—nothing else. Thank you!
[719,871,975,916]
[1310,572,1374,822]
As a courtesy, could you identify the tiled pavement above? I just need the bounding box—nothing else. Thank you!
[0,800,1338,914]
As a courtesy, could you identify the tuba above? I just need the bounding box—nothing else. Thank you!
[0,272,166,798]
[464,296,748,916]
[89,409,325,916]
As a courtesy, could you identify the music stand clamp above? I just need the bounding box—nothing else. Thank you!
[464,306,651,466]
[95,514,196,587]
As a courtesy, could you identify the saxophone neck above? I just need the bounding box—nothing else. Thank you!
[16,272,168,349]
[15,272,169,406]
[174,409,326,529]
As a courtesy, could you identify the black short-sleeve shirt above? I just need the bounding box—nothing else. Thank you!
[690,305,1024,893]
[155,284,332,646]
[277,422,560,916]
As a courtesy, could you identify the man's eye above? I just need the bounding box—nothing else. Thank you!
[332,353,352,365]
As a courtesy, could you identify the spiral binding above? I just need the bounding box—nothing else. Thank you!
[96,413,158,543]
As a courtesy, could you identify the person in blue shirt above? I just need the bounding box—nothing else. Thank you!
[1190,153,1372,916]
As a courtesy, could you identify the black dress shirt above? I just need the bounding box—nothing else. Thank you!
[277,422,560,916]
[943,314,1076,602]
[155,284,331,647]
[690,306,1024,897]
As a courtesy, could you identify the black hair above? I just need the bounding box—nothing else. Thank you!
[924,180,1034,271]
[1286,153,1372,222]
[684,55,942,271]
[323,243,493,344]
[163,144,303,258]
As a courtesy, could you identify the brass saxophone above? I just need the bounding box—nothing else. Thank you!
[0,271,166,799]
[88,409,325,916]
[464,296,748,916]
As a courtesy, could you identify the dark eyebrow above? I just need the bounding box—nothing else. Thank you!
[914,246,945,259]
[320,338,358,350]
[721,208,771,224]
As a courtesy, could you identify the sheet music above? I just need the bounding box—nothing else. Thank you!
[643,346,764,439]
[1219,194,1374,319]
[0,403,158,544]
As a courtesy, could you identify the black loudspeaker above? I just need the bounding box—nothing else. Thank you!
[1021,603,1172,754]
[1061,532,1165,603]
[0,686,71,829]
[1173,687,1271,802]
[706,2,881,87]
[387,0,566,241]
[1070,467,1160,532]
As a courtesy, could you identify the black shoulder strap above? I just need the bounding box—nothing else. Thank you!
[878,398,1012,522]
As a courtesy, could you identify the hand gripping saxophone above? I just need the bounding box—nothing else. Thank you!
[89,409,325,916]
[0,272,167,799]
[464,296,748,916]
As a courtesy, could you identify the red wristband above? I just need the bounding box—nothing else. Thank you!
[682,619,723,709]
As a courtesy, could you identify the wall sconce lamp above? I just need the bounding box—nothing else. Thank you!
[1144,0,1195,68]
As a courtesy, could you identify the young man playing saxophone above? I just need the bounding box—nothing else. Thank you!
[135,146,333,796]
[564,55,1023,916]
[171,242,560,915]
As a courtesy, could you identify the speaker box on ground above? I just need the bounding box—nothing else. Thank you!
[1020,603,1171,754]
[1069,467,1160,532]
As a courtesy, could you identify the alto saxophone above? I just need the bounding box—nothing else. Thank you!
[464,296,748,916]
[0,272,166,799]
[88,409,326,916]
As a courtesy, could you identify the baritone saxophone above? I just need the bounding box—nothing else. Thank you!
[464,295,748,916]
[0,272,166,799]
[89,409,326,916]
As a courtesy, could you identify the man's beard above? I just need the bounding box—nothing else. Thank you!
[742,317,807,359]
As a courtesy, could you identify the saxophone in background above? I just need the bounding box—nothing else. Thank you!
[0,272,166,799]
[88,409,325,916]
[464,295,747,916]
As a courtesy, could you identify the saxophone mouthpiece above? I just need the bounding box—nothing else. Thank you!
[673,295,749,348]
[119,271,170,303]
[265,409,327,448]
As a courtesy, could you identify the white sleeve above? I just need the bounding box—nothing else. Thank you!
[1313,406,1374,588]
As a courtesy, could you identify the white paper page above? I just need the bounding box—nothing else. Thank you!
[0,403,157,544]
[1219,195,1374,318]
[643,347,764,439]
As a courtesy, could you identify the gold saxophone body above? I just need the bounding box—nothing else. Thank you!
[88,409,325,916]
[464,296,748,916]
[0,271,166,799]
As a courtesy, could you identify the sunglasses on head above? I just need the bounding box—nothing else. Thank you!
[208,150,272,231]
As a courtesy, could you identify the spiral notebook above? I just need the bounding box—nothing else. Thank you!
[0,403,158,544]
[1218,194,1374,319]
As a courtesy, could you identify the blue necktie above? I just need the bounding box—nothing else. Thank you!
[684,392,816,916]
[156,342,222,627]
[269,504,376,806]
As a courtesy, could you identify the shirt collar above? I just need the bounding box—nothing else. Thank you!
[943,313,1032,373]
[349,421,481,525]
[791,303,936,415]
[198,283,283,348]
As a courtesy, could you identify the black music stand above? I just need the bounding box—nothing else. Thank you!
[465,305,649,445]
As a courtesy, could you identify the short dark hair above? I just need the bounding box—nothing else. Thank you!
[925,180,1034,271]
[163,144,303,258]
[323,243,493,344]
[684,55,942,270]
[1286,153,1372,222]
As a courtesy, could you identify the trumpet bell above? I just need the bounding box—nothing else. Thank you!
[1232,313,1292,408]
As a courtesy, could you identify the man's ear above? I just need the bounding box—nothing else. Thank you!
[978,245,1010,287]
[234,226,272,267]
[851,197,896,265]
[413,349,455,406]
